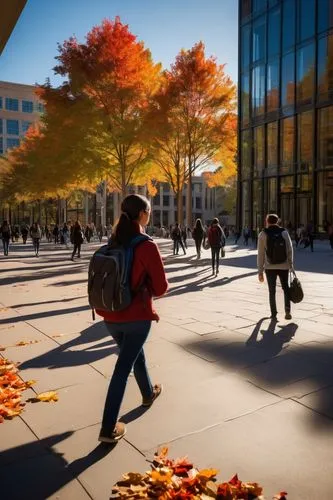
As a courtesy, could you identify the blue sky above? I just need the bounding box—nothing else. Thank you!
[1,0,238,87]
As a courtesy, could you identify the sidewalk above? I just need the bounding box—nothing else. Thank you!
[1,238,333,499]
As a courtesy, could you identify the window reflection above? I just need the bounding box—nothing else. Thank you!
[267,122,278,167]
[241,24,251,71]
[297,43,315,104]
[254,126,265,177]
[282,0,295,52]
[281,52,295,112]
[267,177,277,213]
[318,171,333,231]
[241,129,252,180]
[281,117,295,174]
[298,111,313,172]
[298,0,315,42]
[253,15,266,62]
[241,72,250,126]
[268,7,280,57]
[241,0,251,19]
[267,59,280,112]
[252,64,265,116]
[318,106,333,170]
[252,180,263,229]
[253,0,266,14]
[318,0,333,34]
[242,182,250,227]
[317,33,333,102]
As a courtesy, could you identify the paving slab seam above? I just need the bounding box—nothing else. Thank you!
[123,437,149,459]
[290,398,333,422]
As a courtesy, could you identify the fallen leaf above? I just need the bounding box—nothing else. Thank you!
[0,346,6,351]
[35,391,59,402]
[15,340,40,347]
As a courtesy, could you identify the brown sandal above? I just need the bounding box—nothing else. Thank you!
[142,384,163,407]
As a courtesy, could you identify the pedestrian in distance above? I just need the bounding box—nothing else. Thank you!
[243,226,250,246]
[97,225,103,243]
[207,217,226,276]
[71,221,84,260]
[30,222,42,257]
[53,224,59,244]
[295,224,304,248]
[303,220,315,252]
[192,218,205,259]
[171,223,186,255]
[21,224,29,244]
[181,225,188,249]
[96,194,168,443]
[327,222,333,250]
[0,220,11,256]
[62,222,70,248]
[257,213,294,320]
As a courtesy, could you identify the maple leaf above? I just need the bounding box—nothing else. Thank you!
[15,340,40,347]
[274,492,288,500]
[28,391,59,403]
[0,346,6,351]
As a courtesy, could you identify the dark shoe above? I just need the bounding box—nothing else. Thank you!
[142,384,163,407]
[98,422,126,443]
[285,312,292,320]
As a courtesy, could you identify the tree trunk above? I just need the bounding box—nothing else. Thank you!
[176,191,183,223]
[186,170,192,227]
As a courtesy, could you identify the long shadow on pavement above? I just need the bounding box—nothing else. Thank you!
[0,304,90,325]
[19,321,117,370]
[0,431,116,500]
[182,318,333,427]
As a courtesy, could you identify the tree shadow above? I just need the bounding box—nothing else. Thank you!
[0,431,117,500]
[19,321,118,370]
[0,266,86,286]
[0,304,90,325]
[11,296,87,309]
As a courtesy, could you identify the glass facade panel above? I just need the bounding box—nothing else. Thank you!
[252,64,265,116]
[318,0,333,34]
[254,125,265,176]
[253,0,266,14]
[267,121,278,166]
[268,7,280,57]
[0,97,2,109]
[281,51,295,111]
[6,119,19,136]
[6,138,20,149]
[318,171,333,231]
[252,180,263,229]
[297,174,312,192]
[241,0,251,19]
[282,0,295,52]
[267,58,280,111]
[318,106,333,170]
[298,0,315,42]
[296,43,315,104]
[242,181,250,227]
[241,72,250,126]
[298,111,313,172]
[281,116,295,174]
[241,130,252,180]
[0,119,2,135]
[5,98,19,112]
[241,24,251,70]
[253,15,266,62]
[22,100,33,113]
[267,177,278,212]
[317,34,333,102]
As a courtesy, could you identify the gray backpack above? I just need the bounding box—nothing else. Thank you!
[88,234,150,319]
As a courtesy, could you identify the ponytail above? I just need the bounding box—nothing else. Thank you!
[113,194,150,246]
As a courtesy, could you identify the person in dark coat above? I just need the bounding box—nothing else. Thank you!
[192,218,205,259]
[171,223,186,255]
[1,221,11,256]
[71,221,84,260]
[207,218,226,276]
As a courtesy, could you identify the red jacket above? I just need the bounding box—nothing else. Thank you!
[96,230,168,323]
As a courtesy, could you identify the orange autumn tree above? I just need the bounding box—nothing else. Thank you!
[53,18,162,198]
[167,42,236,225]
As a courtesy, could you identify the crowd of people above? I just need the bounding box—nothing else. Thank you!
[0,220,113,257]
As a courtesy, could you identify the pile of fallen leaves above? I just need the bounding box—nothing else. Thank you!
[0,357,35,422]
[0,356,58,422]
[111,448,287,499]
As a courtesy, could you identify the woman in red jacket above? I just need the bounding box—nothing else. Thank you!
[97,194,168,443]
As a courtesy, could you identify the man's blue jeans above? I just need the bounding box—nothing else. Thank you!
[101,320,153,432]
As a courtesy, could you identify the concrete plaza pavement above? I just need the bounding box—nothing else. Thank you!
[0,237,333,499]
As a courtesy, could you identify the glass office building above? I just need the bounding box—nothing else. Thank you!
[238,0,333,233]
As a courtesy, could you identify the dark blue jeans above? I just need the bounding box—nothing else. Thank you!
[2,238,9,255]
[265,269,291,316]
[211,246,221,273]
[101,320,153,432]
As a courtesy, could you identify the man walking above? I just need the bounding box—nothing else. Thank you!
[257,214,294,320]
